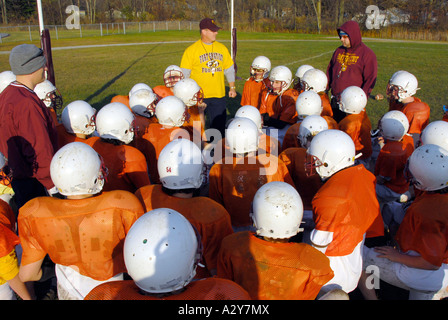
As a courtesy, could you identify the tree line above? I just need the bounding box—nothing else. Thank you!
[1,0,447,35]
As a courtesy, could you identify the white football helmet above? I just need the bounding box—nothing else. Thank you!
[338,86,367,114]
[379,110,410,141]
[296,90,323,120]
[250,181,304,239]
[95,102,136,144]
[61,100,96,136]
[306,129,356,180]
[301,68,328,93]
[129,83,152,97]
[269,66,292,95]
[129,88,158,118]
[158,139,204,190]
[226,117,260,154]
[0,70,15,93]
[123,208,200,294]
[293,65,314,90]
[298,115,329,149]
[406,144,448,191]
[387,70,419,102]
[163,65,184,88]
[155,96,189,127]
[250,56,271,81]
[295,65,314,79]
[34,79,63,110]
[172,78,204,107]
[234,105,262,130]
[50,142,106,196]
[420,120,448,151]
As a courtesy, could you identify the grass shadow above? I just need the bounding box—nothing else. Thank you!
[84,43,162,104]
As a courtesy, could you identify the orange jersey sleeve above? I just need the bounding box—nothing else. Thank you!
[135,184,233,276]
[395,193,448,266]
[279,147,323,210]
[111,95,130,108]
[338,113,372,159]
[152,85,173,99]
[84,277,251,300]
[312,165,383,256]
[209,155,294,227]
[18,191,144,280]
[217,231,334,300]
[240,77,269,108]
[86,137,150,193]
[374,140,414,194]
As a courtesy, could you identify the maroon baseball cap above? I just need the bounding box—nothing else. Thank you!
[199,18,221,32]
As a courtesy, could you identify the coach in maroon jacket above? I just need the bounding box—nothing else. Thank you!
[326,20,377,122]
[0,44,59,209]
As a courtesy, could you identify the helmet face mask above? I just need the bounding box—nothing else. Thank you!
[386,70,419,102]
[164,70,184,88]
[250,56,271,81]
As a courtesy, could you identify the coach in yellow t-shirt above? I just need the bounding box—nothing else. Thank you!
[180,18,236,139]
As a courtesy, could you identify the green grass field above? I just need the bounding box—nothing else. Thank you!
[1,30,447,127]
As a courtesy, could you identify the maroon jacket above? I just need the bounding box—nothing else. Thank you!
[0,82,58,189]
[326,21,377,100]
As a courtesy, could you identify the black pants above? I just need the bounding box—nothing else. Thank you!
[11,177,48,210]
[204,97,227,140]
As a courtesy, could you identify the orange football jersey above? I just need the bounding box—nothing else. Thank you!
[152,85,173,99]
[240,77,270,108]
[86,137,150,193]
[312,165,383,256]
[84,277,251,300]
[18,191,145,280]
[131,123,197,184]
[395,192,448,266]
[374,139,414,194]
[259,88,299,125]
[338,113,372,160]
[400,97,430,134]
[111,95,130,108]
[209,154,294,227]
[0,199,19,258]
[278,147,323,210]
[217,231,334,300]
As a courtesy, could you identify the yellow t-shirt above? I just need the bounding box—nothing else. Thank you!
[180,39,234,99]
[0,249,19,285]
